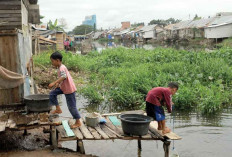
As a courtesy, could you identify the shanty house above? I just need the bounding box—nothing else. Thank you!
[137,24,164,40]
[0,0,40,105]
[205,15,232,39]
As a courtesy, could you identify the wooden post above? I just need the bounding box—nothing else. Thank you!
[163,140,171,157]
[138,139,142,150]
[76,140,85,154]
[51,126,58,148]
[23,129,28,136]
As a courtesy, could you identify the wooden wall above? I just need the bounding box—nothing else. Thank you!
[0,31,22,105]
[0,0,31,30]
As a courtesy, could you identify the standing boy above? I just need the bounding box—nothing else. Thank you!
[49,51,81,128]
[146,82,178,134]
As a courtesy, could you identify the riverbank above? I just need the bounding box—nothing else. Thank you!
[0,128,94,157]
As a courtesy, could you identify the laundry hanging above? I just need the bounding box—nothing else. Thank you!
[0,65,24,89]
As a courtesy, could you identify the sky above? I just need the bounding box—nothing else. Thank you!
[38,0,232,31]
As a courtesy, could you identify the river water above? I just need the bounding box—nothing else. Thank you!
[59,95,232,157]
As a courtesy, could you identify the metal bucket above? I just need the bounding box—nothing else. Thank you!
[119,114,152,136]
[85,113,99,127]
[24,94,51,112]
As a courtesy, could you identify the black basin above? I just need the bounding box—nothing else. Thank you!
[24,94,51,112]
[118,114,153,136]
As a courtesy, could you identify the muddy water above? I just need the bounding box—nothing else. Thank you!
[59,95,232,157]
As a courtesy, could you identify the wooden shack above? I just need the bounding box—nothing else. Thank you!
[0,0,40,106]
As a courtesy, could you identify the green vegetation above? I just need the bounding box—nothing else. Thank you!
[149,18,181,26]
[33,47,232,114]
[217,38,232,48]
[72,25,94,35]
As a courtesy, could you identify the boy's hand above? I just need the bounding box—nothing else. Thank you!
[48,82,55,89]
[55,82,59,88]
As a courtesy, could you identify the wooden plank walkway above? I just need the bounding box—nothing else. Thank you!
[0,110,182,157]
[55,112,181,142]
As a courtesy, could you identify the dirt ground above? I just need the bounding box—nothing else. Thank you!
[0,128,94,157]
[0,149,94,157]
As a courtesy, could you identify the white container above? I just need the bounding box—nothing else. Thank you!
[85,113,99,127]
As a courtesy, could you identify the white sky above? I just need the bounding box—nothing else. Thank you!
[38,0,232,31]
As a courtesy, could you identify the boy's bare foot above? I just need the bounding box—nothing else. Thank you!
[50,109,62,114]
[70,119,81,129]
[162,127,171,134]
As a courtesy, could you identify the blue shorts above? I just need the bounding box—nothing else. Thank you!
[154,105,165,121]
[146,101,165,121]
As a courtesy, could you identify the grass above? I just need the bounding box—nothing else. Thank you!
[33,47,232,114]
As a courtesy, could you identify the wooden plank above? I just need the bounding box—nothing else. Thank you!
[149,121,164,140]
[0,10,21,14]
[95,126,109,139]
[79,119,94,139]
[105,117,123,135]
[39,113,49,124]
[27,113,39,125]
[121,110,145,115]
[56,125,68,138]
[62,120,75,137]
[0,14,21,18]
[0,113,8,121]
[142,133,152,139]
[0,22,21,26]
[0,17,21,22]
[0,1,21,5]
[0,121,7,132]
[69,119,83,140]
[102,113,121,116]
[88,126,101,140]
[0,5,21,10]
[157,130,182,140]
[15,113,28,126]
[99,124,117,139]
[148,131,160,139]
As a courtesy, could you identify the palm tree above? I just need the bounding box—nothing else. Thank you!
[48,19,64,31]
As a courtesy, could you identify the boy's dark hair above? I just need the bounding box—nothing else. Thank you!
[168,82,179,89]
[50,51,63,61]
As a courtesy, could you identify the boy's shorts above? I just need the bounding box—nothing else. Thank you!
[146,101,165,121]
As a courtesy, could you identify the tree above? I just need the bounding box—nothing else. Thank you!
[131,22,145,27]
[72,25,94,35]
[148,18,181,26]
[59,18,68,29]
[193,14,201,20]
[40,15,45,24]
[48,19,64,31]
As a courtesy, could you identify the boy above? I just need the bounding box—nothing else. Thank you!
[49,51,81,128]
[146,82,178,134]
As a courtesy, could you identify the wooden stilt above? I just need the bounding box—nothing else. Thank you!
[51,126,58,148]
[138,139,142,150]
[76,140,85,154]
[23,129,28,136]
[163,140,171,157]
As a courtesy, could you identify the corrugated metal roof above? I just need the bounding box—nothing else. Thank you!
[173,20,192,30]
[38,30,56,37]
[139,24,157,32]
[207,15,232,27]
[187,18,214,28]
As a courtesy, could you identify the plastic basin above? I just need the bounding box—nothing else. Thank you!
[24,94,51,112]
[118,114,153,136]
